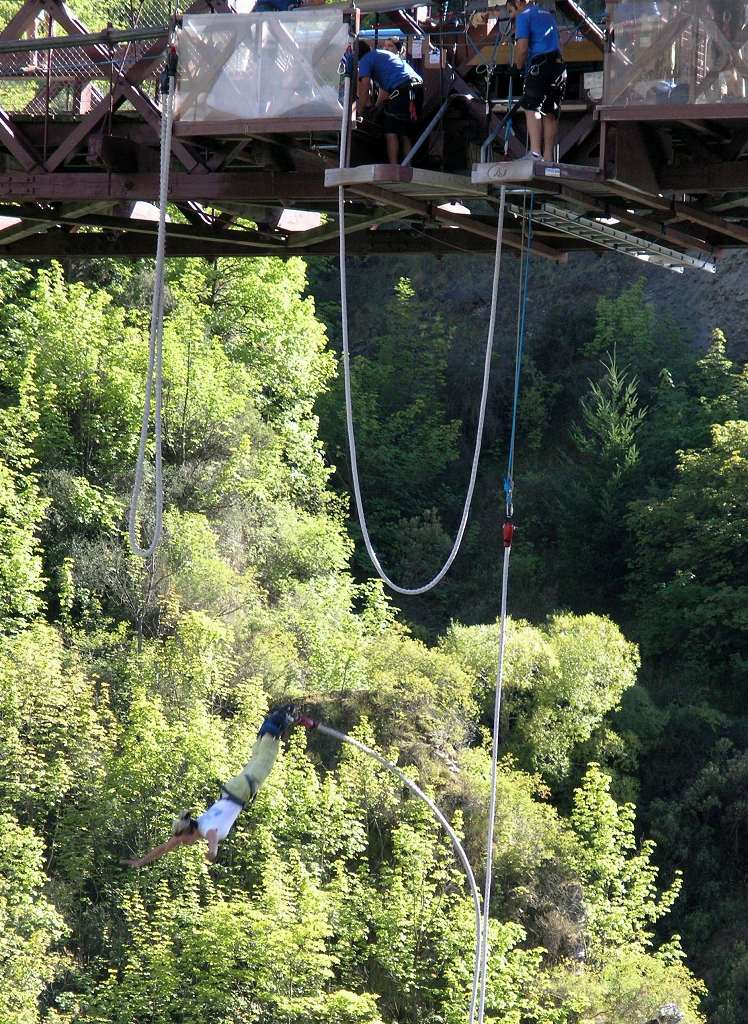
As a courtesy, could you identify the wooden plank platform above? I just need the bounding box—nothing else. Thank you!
[325,164,487,199]
[597,103,748,123]
[471,157,606,194]
[175,116,342,137]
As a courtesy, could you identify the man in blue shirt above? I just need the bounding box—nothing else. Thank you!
[506,0,566,161]
[253,0,323,10]
[356,41,424,164]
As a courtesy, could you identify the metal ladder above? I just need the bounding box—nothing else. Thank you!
[506,199,716,273]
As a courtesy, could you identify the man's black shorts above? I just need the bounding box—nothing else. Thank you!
[522,54,566,118]
[382,81,424,136]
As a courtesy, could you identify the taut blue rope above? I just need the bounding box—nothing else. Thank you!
[503,192,535,518]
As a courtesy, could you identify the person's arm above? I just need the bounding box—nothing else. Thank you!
[514,36,529,70]
[513,9,530,70]
[357,75,372,112]
[121,831,199,868]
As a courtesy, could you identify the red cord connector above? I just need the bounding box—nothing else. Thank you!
[503,522,515,549]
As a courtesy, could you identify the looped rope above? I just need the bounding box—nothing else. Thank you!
[337,78,508,596]
[127,62,175,558]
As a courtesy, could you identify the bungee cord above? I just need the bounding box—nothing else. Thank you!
[476,199,534,1024]
[337,73,508,596]
[316,721,482,1024]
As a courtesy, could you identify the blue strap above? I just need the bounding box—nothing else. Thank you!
[503,193,534,517]
[503,64,515,152]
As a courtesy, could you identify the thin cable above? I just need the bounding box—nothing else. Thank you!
[338,85,508,595]
[477,199,534,1024]
[315,722,482,1024]
[128,60,174,558]
[504,193,534,516]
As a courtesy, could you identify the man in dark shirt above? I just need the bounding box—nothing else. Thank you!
[356,43,424,164]
[507,0,566,161]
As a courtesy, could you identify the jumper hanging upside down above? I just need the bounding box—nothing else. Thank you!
[121,704,316,867]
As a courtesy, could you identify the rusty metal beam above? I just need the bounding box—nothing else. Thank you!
[597,186,748,251]
[660,162,748,193]
[555,0,605,50]
[286,208,409,248]
[558,113,597,161]
[598,103,748,122]
[207,139,251,172]
[0,171,331,202]
[0,199,113,244]
[42,0,219,173]
[118,80,205,173]
[0,0,44,41]
[0,225,573,258]
[0,19,166,53]
[174,117,343,138]
[672,202,748,246]
[348,181,566,261]
[0,203,283,248]
[0,108,42,170]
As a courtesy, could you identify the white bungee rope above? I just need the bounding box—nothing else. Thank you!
[476,540,511,1024]
[316,721,482,1024]
[337,72,508,596]
[128,52,175,558]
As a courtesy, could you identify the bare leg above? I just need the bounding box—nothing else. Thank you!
[386,132,400,164]
[401,134,413,160]
[543,115,559,162]
[524,110,543,156]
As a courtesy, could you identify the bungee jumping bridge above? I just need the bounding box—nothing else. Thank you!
[0,0,746,269]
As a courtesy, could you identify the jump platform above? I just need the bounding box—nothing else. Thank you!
[325,165,487,200]
[471,157,605,195]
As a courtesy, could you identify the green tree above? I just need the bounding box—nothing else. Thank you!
[0,352,47,627]
[570,763,682,958]
[0,263,144,481]
[0,813,68,1024]
[441,613,639,783]
[627,420,748,696]
[586,280,689,388]
[560,354,647,609]
[639,329,748,483]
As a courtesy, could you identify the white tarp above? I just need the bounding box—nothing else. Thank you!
[175,10,349,123]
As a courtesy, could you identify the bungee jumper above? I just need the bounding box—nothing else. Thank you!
[121,704,316,867]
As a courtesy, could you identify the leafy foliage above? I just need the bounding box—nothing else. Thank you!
[0,253,716,1024]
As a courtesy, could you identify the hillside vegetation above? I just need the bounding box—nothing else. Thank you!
[0,250,745,1023]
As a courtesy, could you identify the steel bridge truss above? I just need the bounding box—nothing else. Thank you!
[0,0,746,263]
